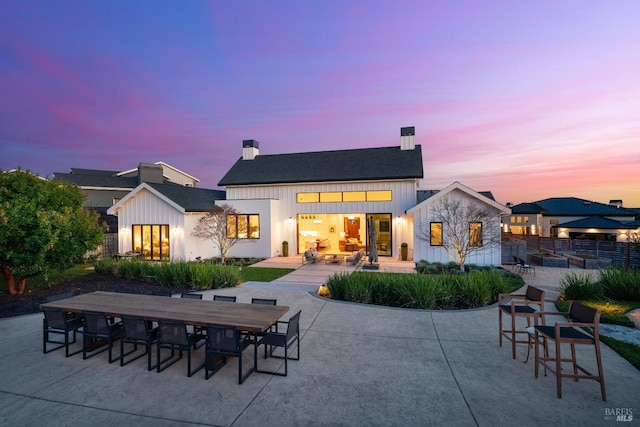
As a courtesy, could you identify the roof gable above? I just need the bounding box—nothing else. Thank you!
[554,216,635,229]
[108,182,225,215]
[218,145,423,186]
[407,181,510,215]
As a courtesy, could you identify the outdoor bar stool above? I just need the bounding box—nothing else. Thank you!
[498,286,546,360]
[42,307,84,357]
[534,301,606,401]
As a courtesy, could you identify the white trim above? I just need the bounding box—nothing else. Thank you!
[107,182,186,215]
[407,181,511,215]
[80,186,134,191]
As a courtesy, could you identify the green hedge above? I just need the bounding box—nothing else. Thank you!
[326,269,520,309]
[94,259,240,290]
[558,267,640,302]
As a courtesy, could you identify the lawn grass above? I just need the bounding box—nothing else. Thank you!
[0,264,95,293]
[555,300,640,328]
[239,267,295,282]
[555,299,640,371]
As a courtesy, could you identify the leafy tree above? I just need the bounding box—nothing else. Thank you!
[191,203,245,265]
[415,195,502,271]
[0,169,105,294]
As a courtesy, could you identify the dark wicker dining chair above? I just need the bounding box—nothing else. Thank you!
[42,307,84,357]
[205,325,254,384]
[255,310,301,376]
[251,298,277,305]
[213,295,237,302]
[83,311,122,363]
[156,319,204,377]
[120,315,160,371]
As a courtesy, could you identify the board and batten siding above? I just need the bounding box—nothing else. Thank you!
[115,188,186,260]
[225,179,418,257]
[411,189,503,267]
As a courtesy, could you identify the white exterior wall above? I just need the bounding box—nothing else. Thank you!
[218,199,279,258]
[161,166,198,187]
[114,188,186,260]
[411,189,503,266]
[226,179,418,257]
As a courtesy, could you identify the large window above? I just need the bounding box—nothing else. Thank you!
[470,222,483,247]
[430,222,443,246]
[227,214,260,239]
[132,224,170,260]
[297,190,392,203]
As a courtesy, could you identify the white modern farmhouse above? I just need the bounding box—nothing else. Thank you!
[108,127,510,266]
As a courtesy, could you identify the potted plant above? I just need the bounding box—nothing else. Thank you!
[401,242,408,261]
[282,241,288,257]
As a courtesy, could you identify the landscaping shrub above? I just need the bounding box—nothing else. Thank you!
[598,267,640,301]
[558,272,601,300]
[326,268,515,309]
[93,259,240,289]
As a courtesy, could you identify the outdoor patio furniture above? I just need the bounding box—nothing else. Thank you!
[42,307,84,357]
[205,325,254,384]
[157,319,205,377]
[302,249,324,264]
[498,286,546,360]
[82,311,122,363]
[514,256,535,275]
[151,289,173,297]
[255,310,301,377]
[251,298,277,305]
[213,295,237,302]
[120,315,160,371]
[346,249,364,265]
[534,301,606,401]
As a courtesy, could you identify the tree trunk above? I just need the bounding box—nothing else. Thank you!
[16,278,27,294]
[3,268,17,295]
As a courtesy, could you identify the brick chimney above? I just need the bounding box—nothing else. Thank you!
[242,139,260,160]
[400,126,415,150]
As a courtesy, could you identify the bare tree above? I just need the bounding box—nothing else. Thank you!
[415,196,502,270]
[191,203,245,265]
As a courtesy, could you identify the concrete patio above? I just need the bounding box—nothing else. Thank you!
[0,264,638,426]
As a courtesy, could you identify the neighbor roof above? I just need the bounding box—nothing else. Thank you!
[218,145,423,186]
[510,197,636,216]
[54,169,138,189]
[552,216,635,229]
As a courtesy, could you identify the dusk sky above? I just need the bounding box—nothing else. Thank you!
[2,1,639,206]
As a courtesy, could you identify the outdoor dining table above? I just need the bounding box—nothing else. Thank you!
[40,291,289,333]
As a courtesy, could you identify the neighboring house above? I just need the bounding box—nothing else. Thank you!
[55,162,199,232]
[504,197,640,242]
[107,182,225,260]
[407,182,511,266]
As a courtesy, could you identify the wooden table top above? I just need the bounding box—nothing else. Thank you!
[40,291,289,333]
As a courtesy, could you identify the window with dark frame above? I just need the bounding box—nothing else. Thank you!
[132,224,170,261]
[430,222,443,246]
[226,214,260,239]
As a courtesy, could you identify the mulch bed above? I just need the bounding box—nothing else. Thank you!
[0,273,190,318]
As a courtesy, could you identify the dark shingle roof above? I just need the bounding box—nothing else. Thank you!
[146,183,225,212]
[54,170,138,188]
[552,216,633,229]
[511,197,635,216]
[218,145,423,186]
